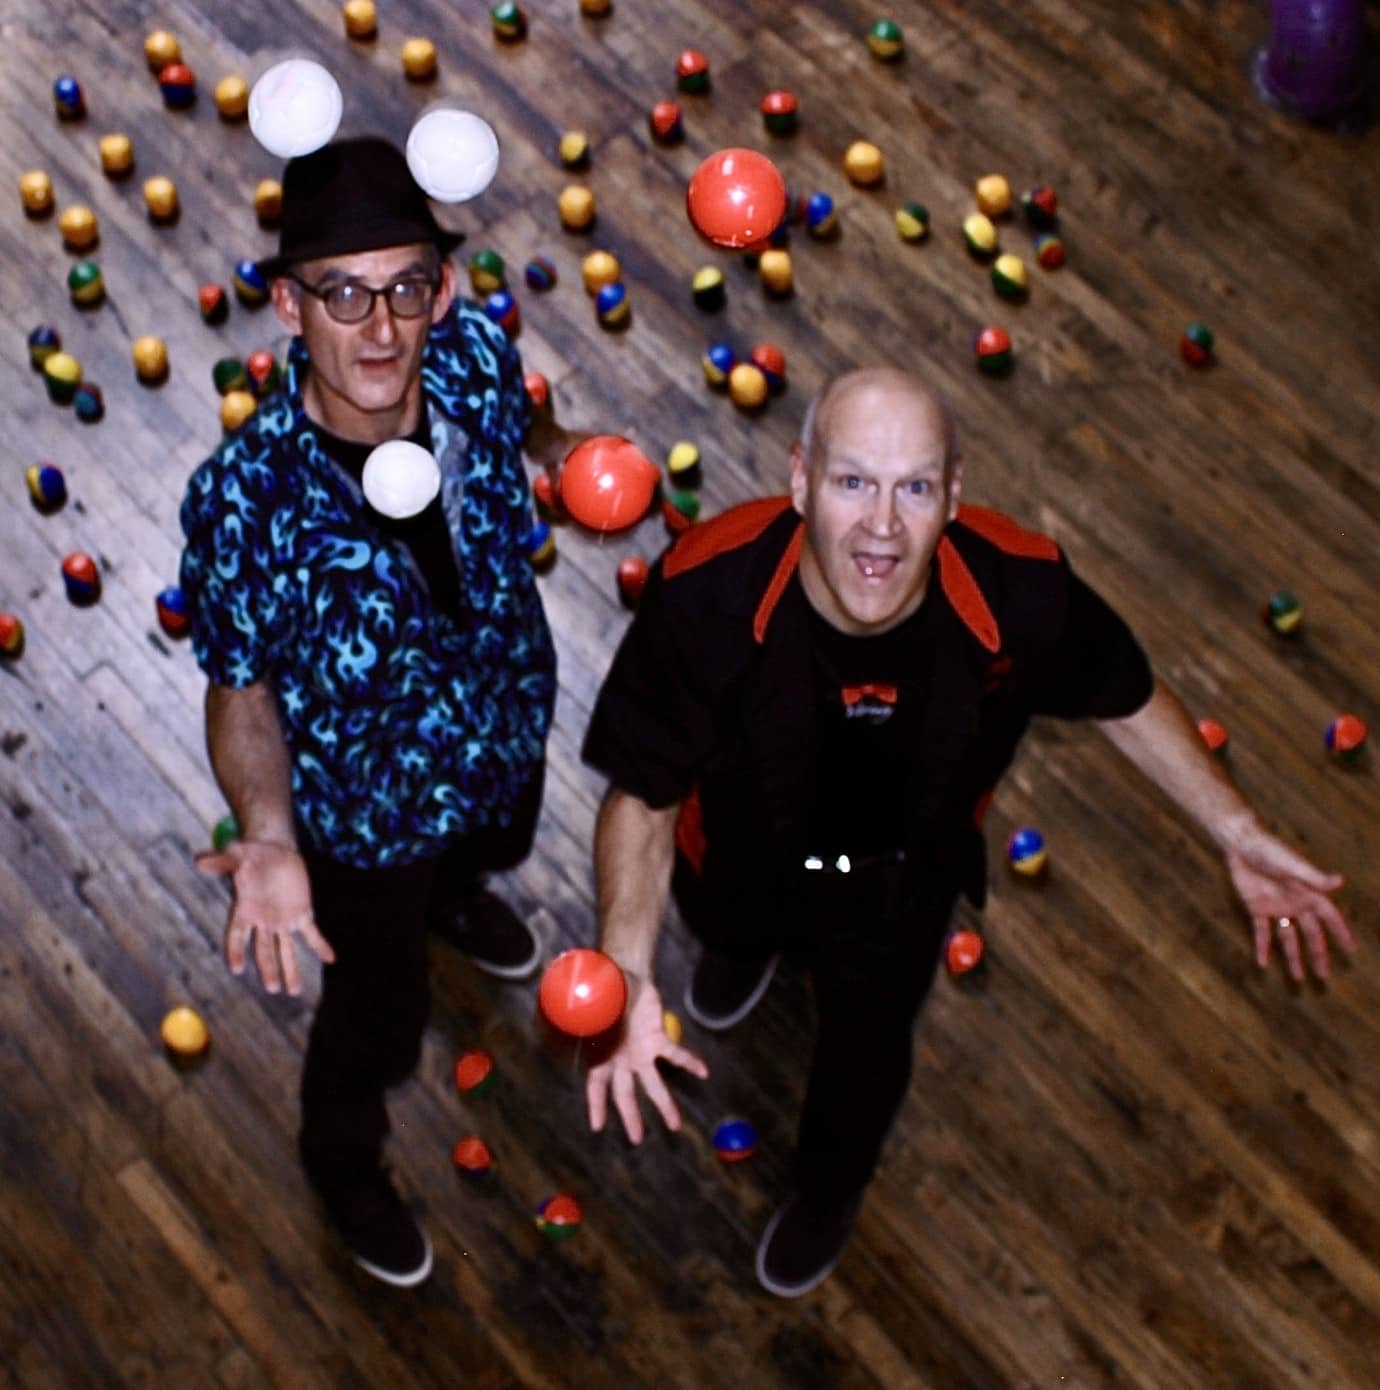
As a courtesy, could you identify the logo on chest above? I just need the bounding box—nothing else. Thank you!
[840,682,898,723]
[982,654,1015,693]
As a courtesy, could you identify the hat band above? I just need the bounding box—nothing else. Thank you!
[260,222,463,278]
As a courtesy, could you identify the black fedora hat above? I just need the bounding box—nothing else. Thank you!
[257,136,464,280]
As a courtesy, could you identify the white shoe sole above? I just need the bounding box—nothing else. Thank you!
[352,1231,434,1288]
[683,954,779,1032]
[754,1201,851,1299]
[466,936,542,981]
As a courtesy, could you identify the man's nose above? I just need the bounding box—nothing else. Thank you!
[362,294,397,343]
[865,487,901,534]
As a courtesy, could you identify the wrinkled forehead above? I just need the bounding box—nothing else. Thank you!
[813,382,954,470]
[296,241,436,282]
[809,444,950,485]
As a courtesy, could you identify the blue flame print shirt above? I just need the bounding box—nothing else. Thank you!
[179,301,555,869]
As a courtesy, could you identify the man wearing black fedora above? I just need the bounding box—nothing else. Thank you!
[180,136,577,1286]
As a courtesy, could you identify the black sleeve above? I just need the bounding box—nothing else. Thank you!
[581,562,720,809]
[1025,562,1154,720]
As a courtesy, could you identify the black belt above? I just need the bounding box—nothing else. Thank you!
[800,848,907,875]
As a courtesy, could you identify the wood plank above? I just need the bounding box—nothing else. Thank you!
[3,0,1378,1384]
[116,1158,335,1390]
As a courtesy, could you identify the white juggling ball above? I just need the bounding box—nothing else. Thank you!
[361,440,442,519]
[248,60,344,160]
[406,108,500,203]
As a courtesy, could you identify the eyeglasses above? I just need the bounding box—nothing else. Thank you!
[289,272,440,324]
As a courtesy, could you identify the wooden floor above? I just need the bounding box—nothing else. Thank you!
[3,1,1379,1385]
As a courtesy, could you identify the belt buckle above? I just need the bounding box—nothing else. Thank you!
[802,849,905,875]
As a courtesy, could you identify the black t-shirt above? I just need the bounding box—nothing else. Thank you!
[1020,570,1156,720]
[313,411,464,620]
[583,501,1156,901]
[801,566,1151,859]
[805,598,935,858]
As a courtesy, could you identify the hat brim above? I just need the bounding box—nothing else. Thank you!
[258,228,465,282]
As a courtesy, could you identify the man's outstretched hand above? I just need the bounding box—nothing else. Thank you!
[1225,827,1356,981]
[585,973,709,1143]
[196,839,335,995]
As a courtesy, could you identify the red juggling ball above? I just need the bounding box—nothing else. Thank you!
[560,435,658,532]
[686,147,787,250]
[538,948,628,1037]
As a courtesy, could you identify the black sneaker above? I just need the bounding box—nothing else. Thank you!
[433,888,542,980]
[684,945,778,1030]
[315,1167,433,1288]
[755,1189,864,1298]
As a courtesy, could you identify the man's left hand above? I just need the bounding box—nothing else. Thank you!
[525,417,590,473]
[585,973,709,1143]
[1224,828,1356,981]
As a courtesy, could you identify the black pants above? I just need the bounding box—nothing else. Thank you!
[297,772,542,1190]
[673,851,956,1198]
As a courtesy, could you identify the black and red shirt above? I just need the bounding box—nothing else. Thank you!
[582,497,1152,905]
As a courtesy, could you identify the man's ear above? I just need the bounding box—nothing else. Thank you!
[946,452,964,522]
[431,261,457,324]
[789,441,809,516]
[271,277,303,336]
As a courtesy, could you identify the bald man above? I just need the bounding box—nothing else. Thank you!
[580,369,1353,1297]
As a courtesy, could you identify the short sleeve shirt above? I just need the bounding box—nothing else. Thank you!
[179,300,554,869]
[803,567,1152,857]
[805,601,934,857]
[584,503,1153,889]
[312,410,466,621]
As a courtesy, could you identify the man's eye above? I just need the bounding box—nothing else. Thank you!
[840,475,862,490]
[907,479,932,496]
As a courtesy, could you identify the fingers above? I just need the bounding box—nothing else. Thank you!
[1275,916,1305,982]
[277,931,304,997]
[196,849,237,877]
[1244,837,1344,893]
[1288,861,1345,893]
[662,1041,710,1081]
[1252,915,1272,969]
[1315,895,1358,958]
[1296,912,1331,981]
[588,1038,712,1146]
[610,1064,645,1145]
[1255,887,1357,982]
[586,1067,609,1133]
[254,922,325,994]
[639,1064,683,1134]
[298,916,337,965]
[225,904,330,996]
[225,914,250,976]
[253,924,284,994]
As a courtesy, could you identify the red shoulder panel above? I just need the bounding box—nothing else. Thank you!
[674,785,706,875]
[663,495,795,579]
[937,536,1001,653]
[956,504,1061,563]
[753,522,804,644]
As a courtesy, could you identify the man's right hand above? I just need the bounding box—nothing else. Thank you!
[585,974,710,1143]
[195,840,335,996]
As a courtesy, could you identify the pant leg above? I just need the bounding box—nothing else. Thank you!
[670,851,791,961]
[675,847,956,1193]
[298,847,437,1184]
[793,871,958,1196]
[426,765,545,916]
